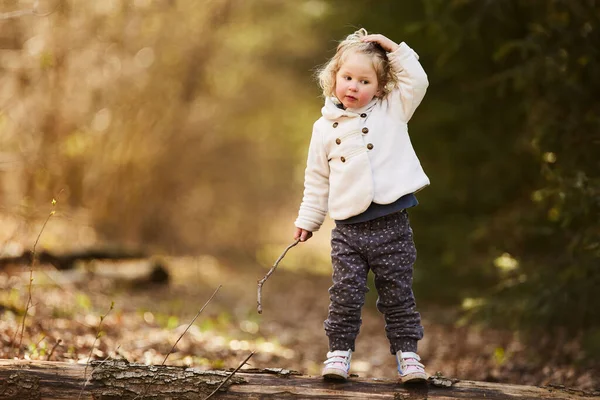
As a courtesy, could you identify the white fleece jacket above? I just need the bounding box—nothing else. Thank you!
[295,42,430,232]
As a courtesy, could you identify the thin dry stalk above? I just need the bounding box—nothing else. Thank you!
[78,302,115,399]
[13,197,58,356]
[136,285,223,400]
[34,334,47,348]
[204,351,255,400]
[78,345,122,399]
[47,339,62,361]
[256,239,300,314]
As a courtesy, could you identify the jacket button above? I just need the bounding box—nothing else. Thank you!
[360,113,367,118]
[333,122,338,128]
[367,143,374,150]
[362,127,369,134]
[335,138,341,145]
[340,156,346,163]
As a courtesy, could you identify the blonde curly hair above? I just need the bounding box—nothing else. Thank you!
[316,28,397,99]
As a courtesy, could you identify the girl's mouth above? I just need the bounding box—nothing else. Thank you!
[345,95,357,101]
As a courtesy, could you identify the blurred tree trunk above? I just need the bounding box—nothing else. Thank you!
[1,0,323,255]
[0,359,593,400]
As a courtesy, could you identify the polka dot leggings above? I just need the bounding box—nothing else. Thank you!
[325,210,424,355]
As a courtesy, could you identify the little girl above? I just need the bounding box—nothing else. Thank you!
[293,28,429,383]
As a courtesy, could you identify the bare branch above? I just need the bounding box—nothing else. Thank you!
[13,195,59,356]
[136,284,223,399]
[78,345,122,399]
[203,351,255,400]
[79,301,115,400]
[47,339,62,361]
[257,239,300,314]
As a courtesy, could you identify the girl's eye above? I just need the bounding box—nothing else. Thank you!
[345,76,352,81]
[361,80,370,85]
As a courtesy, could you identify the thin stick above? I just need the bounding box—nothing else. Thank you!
[137,285,222,399]
[79,302,114,400]
[34,334,47,348]
[14,196,58,355]
[257,239,300,314]
[204,351,255,400]
[47,339,62,361]
[78,345,121,398]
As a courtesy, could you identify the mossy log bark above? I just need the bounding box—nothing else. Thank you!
[0,359,594,400]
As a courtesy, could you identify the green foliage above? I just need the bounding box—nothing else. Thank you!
[433,0,599,333]
[315,0,599,343]
[383,1,598,334]
[0,1,323,256]
[166,315,179,331]
[76,293,92,311]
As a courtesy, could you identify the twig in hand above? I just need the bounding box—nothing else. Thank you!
[257,239,300,314]
[137,285,223,400]
[204,351,254,400]
[14,196,59,356]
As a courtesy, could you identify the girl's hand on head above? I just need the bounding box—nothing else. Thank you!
[294,227,313,242]
[361,34,399,53]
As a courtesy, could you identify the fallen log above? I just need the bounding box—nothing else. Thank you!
[0,247,170,286]
[0,248,148,271]
[0,359,595,399]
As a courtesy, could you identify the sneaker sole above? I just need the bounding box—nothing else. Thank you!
[400,371,428,384]
[322,368,349,380]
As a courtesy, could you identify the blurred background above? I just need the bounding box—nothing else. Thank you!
[0,0,598,391]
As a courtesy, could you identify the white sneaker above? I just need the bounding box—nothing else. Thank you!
[322,349,352,380]
[396,351,428,383]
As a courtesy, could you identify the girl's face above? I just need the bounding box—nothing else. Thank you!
[335,51,380,109]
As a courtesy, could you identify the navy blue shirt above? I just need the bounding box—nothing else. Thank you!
[335,193,418,224]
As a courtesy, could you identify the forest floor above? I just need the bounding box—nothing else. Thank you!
[0,249,598,392]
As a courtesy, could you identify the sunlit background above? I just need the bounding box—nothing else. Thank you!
[0,0,598,391]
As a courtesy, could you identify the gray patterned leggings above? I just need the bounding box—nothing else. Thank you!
[325,210,424,355]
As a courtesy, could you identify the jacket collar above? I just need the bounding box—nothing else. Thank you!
[321,96,378,120]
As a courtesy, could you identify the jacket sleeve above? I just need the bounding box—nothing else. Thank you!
[386,42,429,123]
[295,123,330,232]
